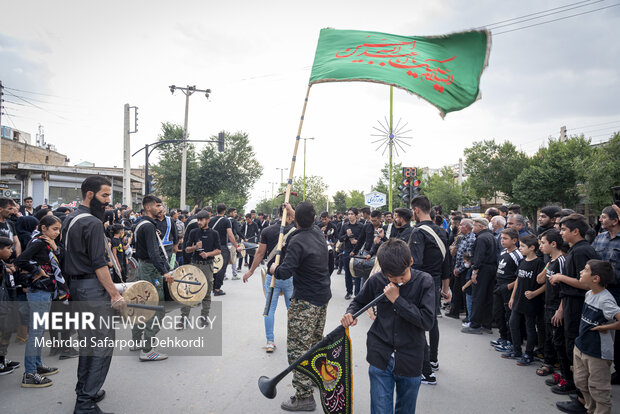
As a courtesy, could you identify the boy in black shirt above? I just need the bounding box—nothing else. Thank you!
[341,239,435,414]
[491,228,523,351]
[181,210,220,328]
[503,235,545,365]
[549,214,599,396]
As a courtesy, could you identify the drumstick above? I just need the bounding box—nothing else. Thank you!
[172,279,201,286]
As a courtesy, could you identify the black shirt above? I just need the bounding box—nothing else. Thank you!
[227,216,241,240]
[354,222,376,254]
[409,221,449,280]
[472,229,498,269]
[545,255,566,310]
[346,270,435,377]
[496,249,522,284]
[274,226,331,306]
[133,216,170,275]
[155,216,179,253]
[61,205,109,276]
[560,239,599,298]
[209,215,231,247]
[0,219,16,240]
[240,221,260,243]
[187,228,220,262]
[513,257,545,315]
[338,221,363,252]
[260,220,295,269]
[182,217,199,262]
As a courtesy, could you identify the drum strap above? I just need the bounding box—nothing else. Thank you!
[265,227,296,264]
[135,220,170,263]
[417,225,447,259]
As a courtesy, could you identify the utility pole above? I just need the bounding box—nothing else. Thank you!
[301,137,315,200]
[269,182,276,198]
[123,104,138,206]
[458,157,464,211]
[169,85,211,210]
[560,125,567,142]
[276,167,288,185]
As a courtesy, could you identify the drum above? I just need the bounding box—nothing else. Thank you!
[229,243,245,260]
[213,254,224,273]
[168,265,208,306]
[243,241,258,256]
[260,266,283,298]
[115,281,159,324]
[335,241,343,253]
[349,256,376,279]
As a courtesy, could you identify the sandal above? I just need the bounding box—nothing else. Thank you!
[536,364,554,376]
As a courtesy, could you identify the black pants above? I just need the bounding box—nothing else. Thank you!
[492,283,512,341]
[344,253,361,295]
[543,308,558,365]
[510,310,537,355]
[470,266,495,329]
[562,296,585,385]
[70,278,114,414]
[214,246,230,290]
[423,284,440,375]
[448,270,467,316]
[552,315,570,379]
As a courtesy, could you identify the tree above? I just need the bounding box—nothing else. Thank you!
[346,190,365,208]
[422,167,477,212]
[150,123,199,207]
[585,132,620,212]
[332,190,347,214]
[512,136,593,217]
[295,175,328,212]
[464,140,530,201]
[151,126,262,209]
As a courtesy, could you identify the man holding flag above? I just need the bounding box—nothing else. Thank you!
[270,202,331,411]
[341,239,435,414]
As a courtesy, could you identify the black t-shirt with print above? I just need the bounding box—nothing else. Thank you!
[514,257,545,315]
[545,255,566,310]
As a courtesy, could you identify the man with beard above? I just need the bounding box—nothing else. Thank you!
[62,176,127,414]
[383,211,394,239]
[339,208,364,299]
[538,206,561,235]
[131,195,174,361]
[462,217,498,335]
[409,195,450,385]
[19,196,34,217]
[319,211,338,274]
[391,208,413,242]
[240,213,260,270]
[180,210,220,328]
[210,203,241,295]
[0,198,21,257]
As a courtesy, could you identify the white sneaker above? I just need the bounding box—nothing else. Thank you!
[462,321,471,328]
[266,341,276,353]
[139,349,168,361]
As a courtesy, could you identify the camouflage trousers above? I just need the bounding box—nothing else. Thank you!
[287,298,327,398]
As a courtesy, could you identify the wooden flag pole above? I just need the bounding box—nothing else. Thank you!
[263,85,312,316]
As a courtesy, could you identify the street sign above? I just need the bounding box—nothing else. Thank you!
[365,191,387,208]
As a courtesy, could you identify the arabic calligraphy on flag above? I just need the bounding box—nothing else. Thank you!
[309,28,491,117]
[294,326,353,414]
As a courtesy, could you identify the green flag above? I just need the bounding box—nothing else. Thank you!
[309,28,491,117]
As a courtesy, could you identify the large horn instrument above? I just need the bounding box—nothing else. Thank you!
[258,287,389,399]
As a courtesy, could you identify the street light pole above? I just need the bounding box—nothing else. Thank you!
[276,167,288,185]
[301,137,315,201]
[170,84,211,209]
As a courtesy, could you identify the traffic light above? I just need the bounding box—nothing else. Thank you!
[398,178,411,204]
[218,132,225,152]
[145,175,156,195]
[411,178,421,198]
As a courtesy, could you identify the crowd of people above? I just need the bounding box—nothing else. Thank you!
[0,177,619,414]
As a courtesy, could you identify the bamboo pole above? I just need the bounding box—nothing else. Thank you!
[263,85,312,316]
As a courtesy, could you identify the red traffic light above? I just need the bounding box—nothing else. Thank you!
[402,178,411,186]
[412,179,421,187]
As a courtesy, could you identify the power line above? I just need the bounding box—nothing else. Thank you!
[4,86,67,99]
[569,119,620,130]
[494,3,620,35]
[4,90,68,120]
[481,0,597,27]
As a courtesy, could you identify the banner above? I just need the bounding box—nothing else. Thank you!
[310,28,491,117]
[294,326,353,414]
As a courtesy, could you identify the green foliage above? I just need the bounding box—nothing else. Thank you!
[512,135,593,216]
[422,167,477,212]
[258,175,327,214]
[346,190,365,208]
[151,125,262,209]
[332,190,348,214]
[464,140,530,201]
[585,132,620,212]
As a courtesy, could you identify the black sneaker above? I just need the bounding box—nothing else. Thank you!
[21,372,53,388]
[37,364,59,376]
[5,359,20,369]
[516,353,533,366]
[0,361,14,376]
[552,379,577,395]
[430,361,439,371]
[421,372,437,385]
[345,293,352,300]
[490,337,507,347]
[59,348,79,360]
[501,350,522,360]
[555,400,586,413]
[545,373,563,386]
[213,290,226,296]
[197,316,209,328]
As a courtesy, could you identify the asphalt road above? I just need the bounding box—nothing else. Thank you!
[1,264,619,413]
